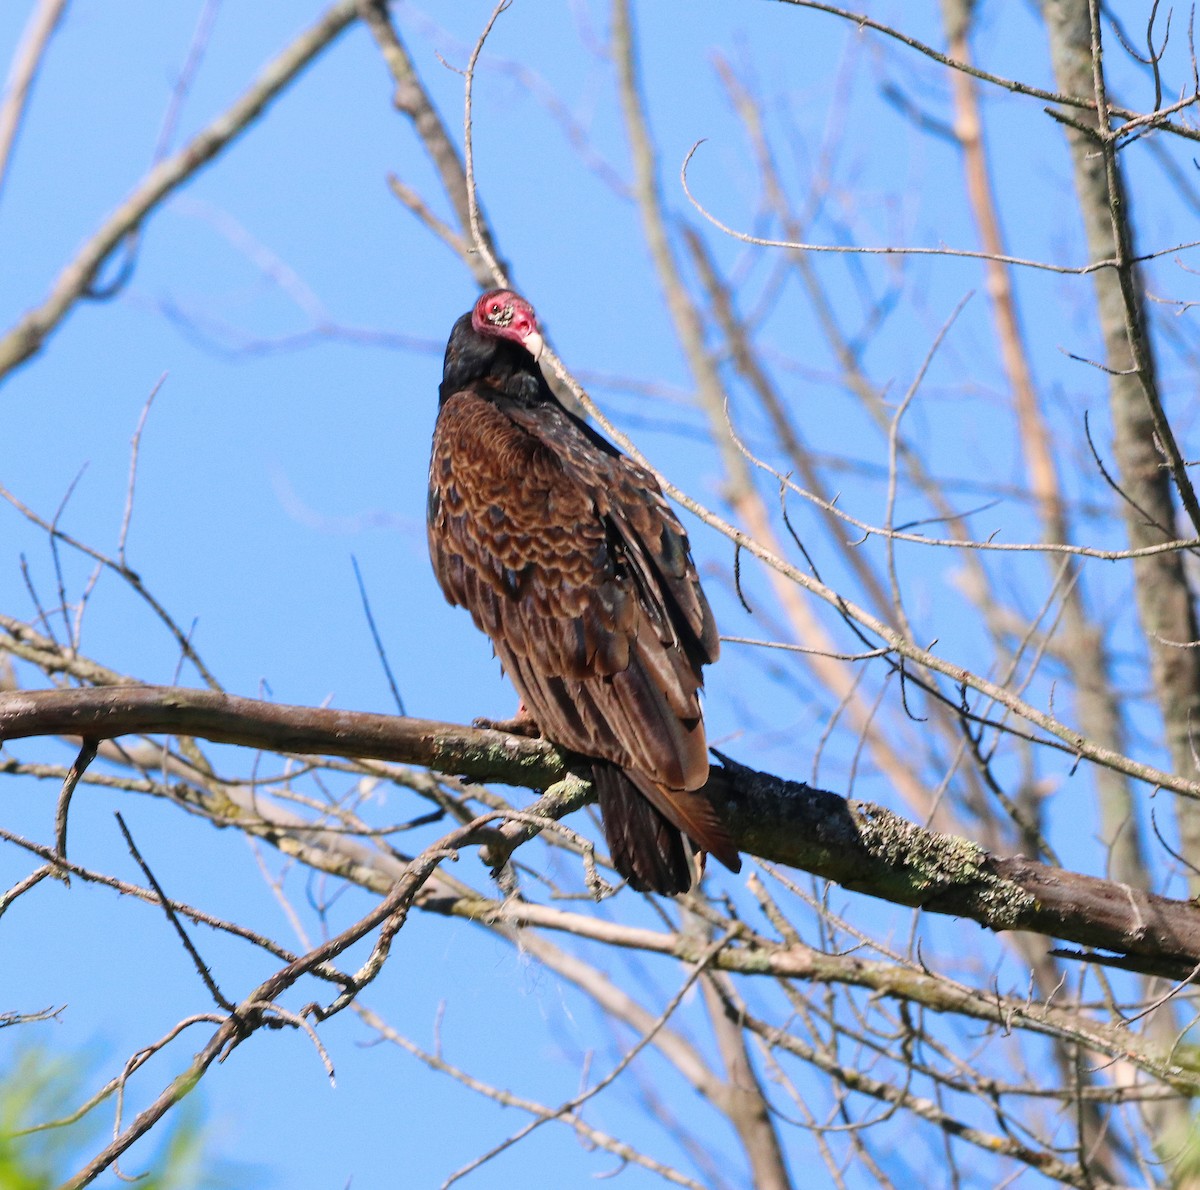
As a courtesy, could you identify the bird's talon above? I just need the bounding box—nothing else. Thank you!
[472,713,543,738]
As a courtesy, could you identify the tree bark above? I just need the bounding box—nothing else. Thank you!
[1040,0,1200,881]
[7,684,1200,980]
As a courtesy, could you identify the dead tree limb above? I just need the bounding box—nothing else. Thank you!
[4,684,1200,978]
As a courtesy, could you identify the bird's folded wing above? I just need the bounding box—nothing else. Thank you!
[428,389,715,792]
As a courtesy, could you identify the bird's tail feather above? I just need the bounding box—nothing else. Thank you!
[594,764,691,894]
[626,769,742,877]
[594,763,741,894]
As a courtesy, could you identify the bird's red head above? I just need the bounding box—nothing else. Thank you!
[471,289,544,361]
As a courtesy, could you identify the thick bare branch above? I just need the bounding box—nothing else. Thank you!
[0,684,565,787]
[6,685,1200,979]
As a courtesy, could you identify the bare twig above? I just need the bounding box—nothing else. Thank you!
[0,0,70,202]
[114,811,235,1011]
[52,736,96,875]
[60,818,478,1189]
[0,0,361,383]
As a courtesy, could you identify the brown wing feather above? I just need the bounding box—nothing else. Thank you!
[429,387,739,879]
[510,401,719,668]
[501,402,720,758]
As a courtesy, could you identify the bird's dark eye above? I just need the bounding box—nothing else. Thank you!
[485,300,514,327]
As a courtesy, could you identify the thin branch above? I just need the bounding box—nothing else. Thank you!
[442,928,740,1186]
[356,1003,707,1189]
[53,737,96,874]
[461,0,511,285]
[60,818,478,1190]
[681,141,1200,277]
[350,555,406,715]
[0,0,70,202]
[117,374,166,570]
[770,0,1200,141]
[0,0,361,383]
[358,0,505,288]
[114,811,235,1012]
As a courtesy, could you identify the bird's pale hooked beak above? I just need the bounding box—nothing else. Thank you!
[523,329,545,362]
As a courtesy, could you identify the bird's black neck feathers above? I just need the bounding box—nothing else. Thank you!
[440,313,546,408]
[439,309,623,463]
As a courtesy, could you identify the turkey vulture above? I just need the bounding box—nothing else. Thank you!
[427,288,740,893]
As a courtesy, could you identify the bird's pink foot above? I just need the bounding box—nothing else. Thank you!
[473,702,542,738]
